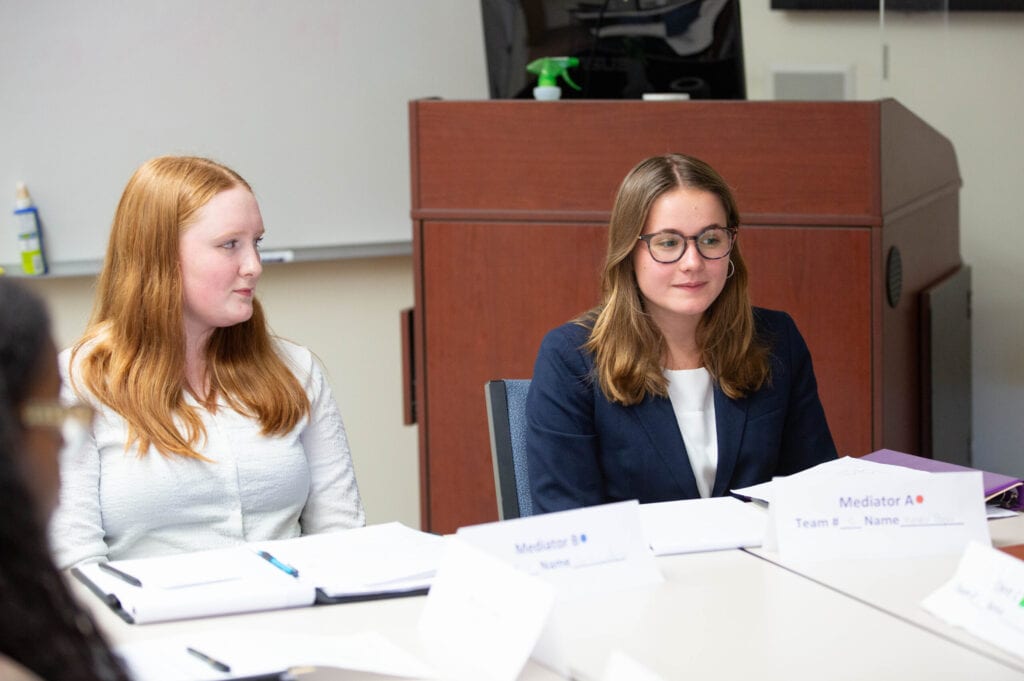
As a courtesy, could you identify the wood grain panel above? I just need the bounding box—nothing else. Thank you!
[411,100,882,221]
[741,226,874,457]
[421,222,607,533]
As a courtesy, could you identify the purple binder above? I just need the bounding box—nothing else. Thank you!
[862,449,1023,510]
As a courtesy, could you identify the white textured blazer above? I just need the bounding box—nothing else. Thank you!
[49,338,364,569]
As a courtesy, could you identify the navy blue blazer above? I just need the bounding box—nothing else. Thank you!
[525,308,837,513]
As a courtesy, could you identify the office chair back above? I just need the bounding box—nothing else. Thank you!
[485,379,533,519]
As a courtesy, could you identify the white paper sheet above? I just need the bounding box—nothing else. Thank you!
[922,541,1024,660]
[254,522,444,597]
[109,546,269,589]
[117,629,437,681]
[77,523,443,623]
[76,558,315,624]
[732,455,931,505]
[418,536,555,681]
[639,496,766,555]
[602,650,669,681]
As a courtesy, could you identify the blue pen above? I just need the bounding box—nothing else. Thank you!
[256,550,300,578]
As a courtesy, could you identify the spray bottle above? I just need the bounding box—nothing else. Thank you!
[13,182,48,275]
[526,57,581,101]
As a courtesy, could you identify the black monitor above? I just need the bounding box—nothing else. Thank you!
[481,0,746,100]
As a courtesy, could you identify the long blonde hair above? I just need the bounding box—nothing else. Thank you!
[71,156,309,459]
[583,153,769,405]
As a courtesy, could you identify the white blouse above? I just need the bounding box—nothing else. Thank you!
[49,338,364,569]
[664,367,718,498]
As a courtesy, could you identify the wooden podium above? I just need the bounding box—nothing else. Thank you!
[407,99,962,534]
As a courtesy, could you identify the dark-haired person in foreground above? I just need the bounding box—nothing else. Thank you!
[0,279,129,681]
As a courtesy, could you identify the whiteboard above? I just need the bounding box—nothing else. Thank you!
[0,1,488,273]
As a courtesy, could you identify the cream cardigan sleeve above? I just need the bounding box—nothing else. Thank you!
[49,342,365,569]
[49,348,109,568]
[288,342,365,533]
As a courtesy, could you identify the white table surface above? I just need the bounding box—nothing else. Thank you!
[72,537,1024,680]
[745,513,1024,675]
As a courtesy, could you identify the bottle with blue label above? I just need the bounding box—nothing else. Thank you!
[13,182,48,275]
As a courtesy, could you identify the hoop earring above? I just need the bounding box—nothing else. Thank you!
[726,259,735,279]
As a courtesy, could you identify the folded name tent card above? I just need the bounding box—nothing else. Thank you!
[732,454,929,506]
[454,500,663,601]
[418,536,555,681]
[922,540,1024,660]
[769,463,991,561]
[639,496,767,555]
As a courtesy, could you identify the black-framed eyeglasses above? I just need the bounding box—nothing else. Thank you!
[637,227,736,263]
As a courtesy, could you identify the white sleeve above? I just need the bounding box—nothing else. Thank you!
[297,353,365,533]
[48,352,110,568]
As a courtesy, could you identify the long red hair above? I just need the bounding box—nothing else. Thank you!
[71,156,308,459]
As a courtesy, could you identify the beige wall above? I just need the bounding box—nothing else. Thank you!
[741,1,1024,476]
[19,256,422,529]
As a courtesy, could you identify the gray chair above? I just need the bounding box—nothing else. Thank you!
[485,379,533,519]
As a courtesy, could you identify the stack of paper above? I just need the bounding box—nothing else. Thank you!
[73,522,444,624]
[258,521,444,602]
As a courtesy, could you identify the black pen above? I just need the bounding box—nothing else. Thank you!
[98,562,143,587]
[187,646,231,673]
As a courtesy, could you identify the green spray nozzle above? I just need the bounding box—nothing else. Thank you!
[526,57,581,91]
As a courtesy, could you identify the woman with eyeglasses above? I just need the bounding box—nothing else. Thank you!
[50,156,364,569]
[0,279,129,681]
[526,153,837,512]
